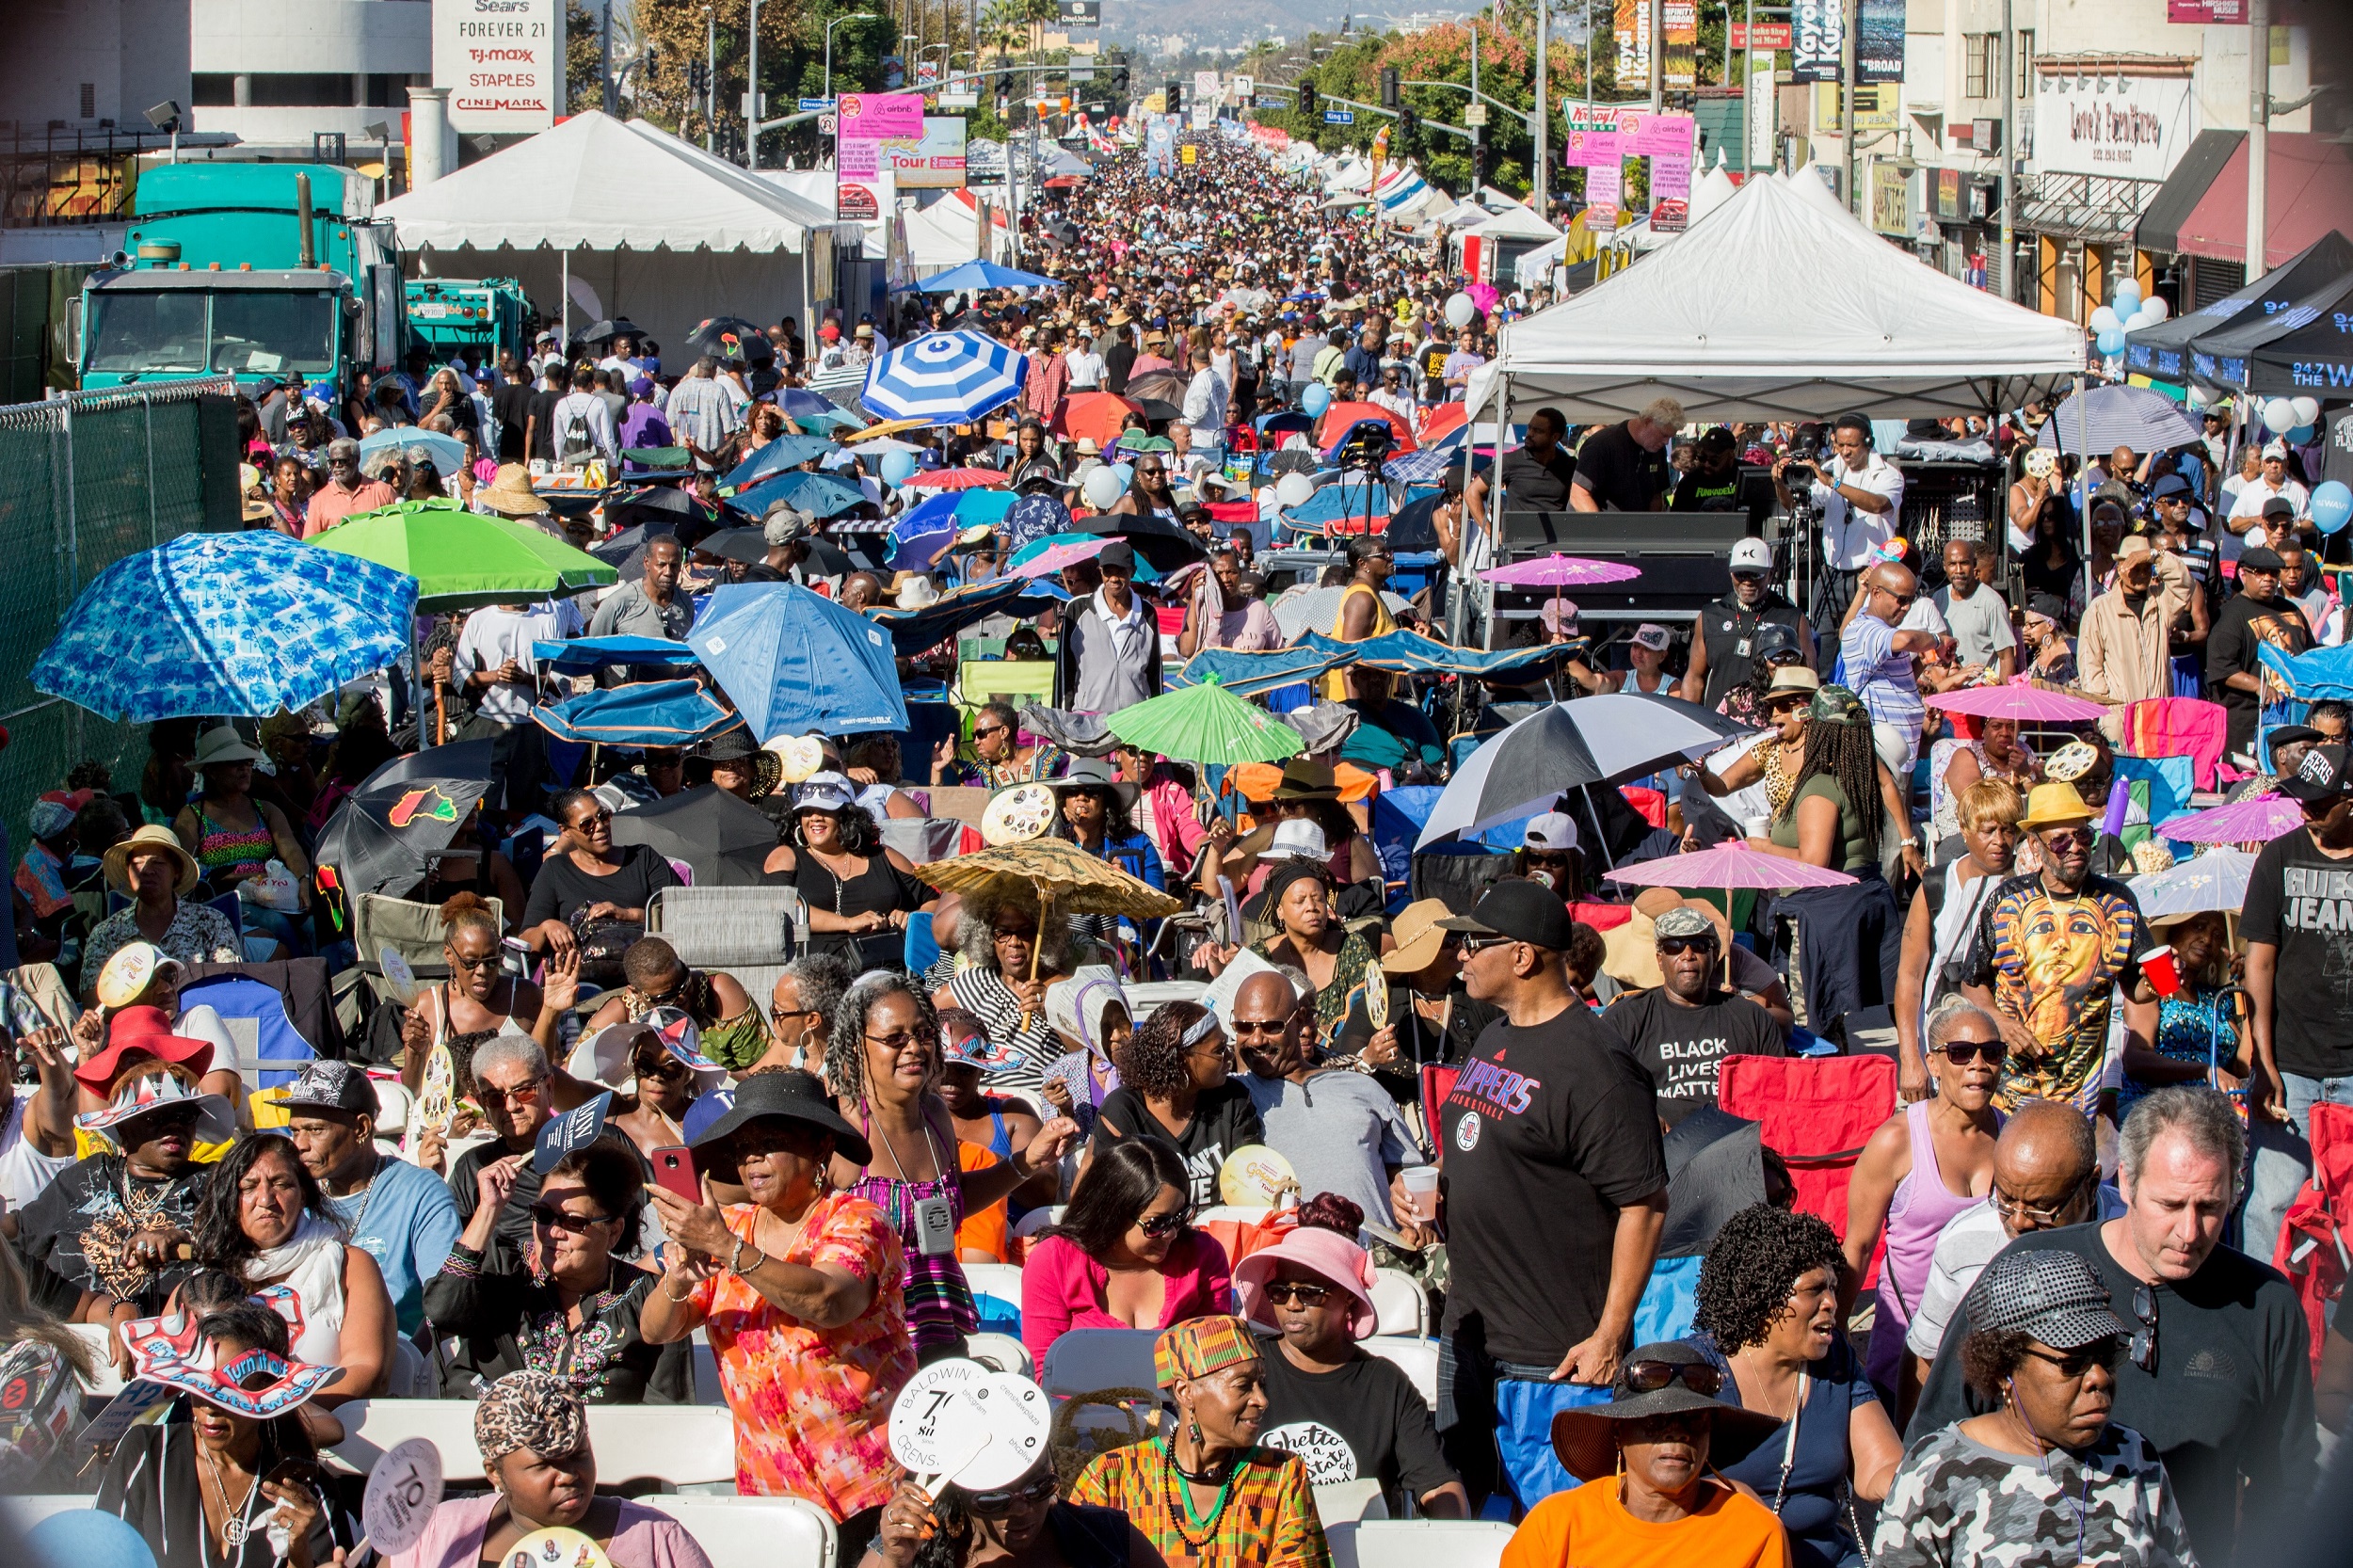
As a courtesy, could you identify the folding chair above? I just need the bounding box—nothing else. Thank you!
[1368,1268,1427,1337]
[646,884,810,1017]
[1359,1336,1438,1410]
[1353,1520,1513,1568]
[646,1496,836,1568]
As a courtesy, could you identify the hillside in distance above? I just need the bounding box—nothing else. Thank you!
[1108,0,1477,51]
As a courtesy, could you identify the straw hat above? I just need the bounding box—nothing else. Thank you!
[2017,781,2098,831]
[103,824,200,897]
[480,463,552,517]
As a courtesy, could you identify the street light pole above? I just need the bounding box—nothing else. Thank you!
[1996,0,2013,300]
[2249,0,2270,276]
[747,0,761,168]
[825,13,877,102]
[1533,0,1549,210]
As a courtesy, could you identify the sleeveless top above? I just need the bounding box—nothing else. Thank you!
[1869,1098,1998,1386]
[1761,741,1801,815]
[1697,592,1806,711]
[1320,584,1398,699]
[846,1103,977,1358]
[193,804,274,881]
[791,851,927,971]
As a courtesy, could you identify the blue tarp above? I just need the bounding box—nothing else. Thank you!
[1298,630,1585,682]
[2261,642,2353,701]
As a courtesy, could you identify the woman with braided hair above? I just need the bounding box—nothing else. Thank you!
[1748,686,1907,1032]
[1683,1205,1903,1568]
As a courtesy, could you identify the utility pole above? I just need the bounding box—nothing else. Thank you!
[1470,24,1481,188]
[1648,0,1661,110]
[1743,0,1755,171]
[705,5,717,150]
[1996,0,2014,300]
[1534,0,1549,210]
[1839,0,1858,213]
[2249,0,2270,276]
[747,0,761,168]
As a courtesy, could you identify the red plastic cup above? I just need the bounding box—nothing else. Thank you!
[2139,944,2182,999]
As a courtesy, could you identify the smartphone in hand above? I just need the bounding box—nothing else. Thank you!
[649,1144,699,1205]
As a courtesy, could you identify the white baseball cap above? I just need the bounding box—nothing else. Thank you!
[1630,623,1673,653]
[1730,537,1774,573]
[1523,811,1580,853]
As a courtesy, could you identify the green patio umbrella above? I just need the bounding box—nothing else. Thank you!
[1106,675,1305,766]
[310,498,617,610]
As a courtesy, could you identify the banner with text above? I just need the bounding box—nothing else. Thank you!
[1791,0,1839,83]
[1614,0,1651,90]
[1641,113,1695,232]
[2030,71,2194,181]
[432,0,562,132]
[838,92,924,218]
[1664,1,1698,90]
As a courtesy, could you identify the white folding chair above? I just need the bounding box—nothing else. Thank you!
[646,1496,836,1568]
[1039,1328,1160,1400]
[966,1332,1033,1377]
[1353,1519,1513,1568]
[961,1261,1024,1315]
[0,1496,93,1529]
[1314,1479,1391,1568]
[69,1323,124,1397]
[1359,1336,1439,1410]
[1368,1269,1427,1337]
[328,1400,736,1489]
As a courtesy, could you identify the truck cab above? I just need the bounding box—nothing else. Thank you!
[75,163,404,401]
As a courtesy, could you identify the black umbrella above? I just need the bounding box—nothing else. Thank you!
[315,772,495,901]
[1125,369,1190,406]
[1069,510,1207,572]
[578,318,644,344]
[605,486,732,539]
[609,784,778,888]
[691,526,774,566]
[1137,399,1185,424]
[684,316,776,364]
[1658,1109,1769,1259]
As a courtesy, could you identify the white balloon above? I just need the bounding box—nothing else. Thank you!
[2265,397,2299,433]
[1444,292,1477,329]
[2185,385,2208,409]
[1274,472,1317,509]
[2112,279,2143,308]
[2291,396,2321,426]
[2140,296,2169,323]
[1081,467,1126,510]
[2089,306,2121,334]
[2128,305,2163,332]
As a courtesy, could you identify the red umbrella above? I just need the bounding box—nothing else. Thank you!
[1055,392,1145,448]
[902,468,1009,490]
[1319,401,1418,453]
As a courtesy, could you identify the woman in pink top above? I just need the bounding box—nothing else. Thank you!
[1842,996,2004,1412]
[1020,1136,1232,1368]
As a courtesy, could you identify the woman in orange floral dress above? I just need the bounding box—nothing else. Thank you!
[642,1069,915,1562]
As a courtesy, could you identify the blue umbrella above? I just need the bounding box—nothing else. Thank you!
[861,329,1028,425]
[721,433,841,493]
[917,260,1064,294]
[530,636,702,677]
[358,425,469,476]
[776,387,840,423]
[532,680,740,747]
[32,531,416,722]
[888,492,967,569]
[733,468,871,520]
[689,583,908,739]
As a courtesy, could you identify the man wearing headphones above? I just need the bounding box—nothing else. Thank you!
[1774,412,1907,624]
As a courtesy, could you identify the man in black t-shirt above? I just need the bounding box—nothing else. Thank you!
[523,364,568,467]
[2205,546,2314,755]
[1423,880,1668,1511]
[1464,408,1577,550]
[2241,742,2353,1259]
[1601,908,1785,1123]
[1570,395,1679,512]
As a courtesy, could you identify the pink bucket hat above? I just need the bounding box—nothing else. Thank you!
[1232,1224,1380,1341]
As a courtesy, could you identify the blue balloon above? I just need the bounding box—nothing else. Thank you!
[28,1511,157,1568]
[1302,383,1333,418]
[2287,424,2315,446]
[879,450,920,487]
[2313,480,2353,536]
[1112,461,1135,487]
[2095,329,2126,356]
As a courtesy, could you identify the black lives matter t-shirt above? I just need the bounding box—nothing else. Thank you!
[1257,1340,1459,1512]
[1603,986,1787,1122]
[2239,827,2353,1079]
[1436,1007,1667,1366]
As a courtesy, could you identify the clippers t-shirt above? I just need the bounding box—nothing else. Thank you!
[1602,986,1787,1123]
[2239,825,2353,1080]
[1436,1005,1668,1366]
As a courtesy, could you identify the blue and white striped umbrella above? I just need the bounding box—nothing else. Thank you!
[860,329,1028,425]
[33,531,418,722]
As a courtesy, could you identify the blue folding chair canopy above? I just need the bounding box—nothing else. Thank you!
[721,433,841,493]
[2261,642,2353,702]
[869,576,1061,659]
[532,680,739,746]
[1169,645,1353,698]
[690,582,908,738]
[1299,630,1589,682]
[530,636,701,676]
[1284,479,1397,527]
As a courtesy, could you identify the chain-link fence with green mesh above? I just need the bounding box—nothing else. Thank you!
[0,378,242,845]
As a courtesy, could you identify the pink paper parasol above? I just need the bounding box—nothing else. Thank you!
[2157,793,2306,845]
[1604,841,1860,891]
[1478,553,1643,588]
[1009,536,1114,579]
[1924,678,2110,723]
[903,468,1009,490]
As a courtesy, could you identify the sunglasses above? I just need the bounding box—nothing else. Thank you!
[1136,1207,1194,1239]
[1993,1178,2086,1229]
[1935,1040,2003,1066]
[449,950,501,970]
[530,1205,613,1233]
[1229,1017,1292,1036]
[1656,936,1717,958]
[569,808,615,828]
[965,1473,1057,1517]
[2025,1340,2124,1379]
[972,725,1010,741]
[2042,827,2095,849]
[2128,1284,2157,1372]
[1262,1280,1335,1307]
[1883,591,1917,610]
[1621,1359,1723,1398]
[1766,693,1813,712]
[477,1077,549,1107]
[1457,934,1516,955]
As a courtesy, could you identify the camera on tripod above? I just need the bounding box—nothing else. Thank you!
[1332,418,1397,472]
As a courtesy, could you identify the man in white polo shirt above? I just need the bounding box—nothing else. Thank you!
[1774,413,1906,625]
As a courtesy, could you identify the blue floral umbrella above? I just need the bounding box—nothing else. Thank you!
[860,329,1028,424]
[32,531,417,722]
[732,468,871,520]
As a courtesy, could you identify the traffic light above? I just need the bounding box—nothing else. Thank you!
[1297,81,1317,118]
[1380,68,1399,109]
[1165,79,1182,113]
[1397,106,1417,136]
[1110,64,1128,96]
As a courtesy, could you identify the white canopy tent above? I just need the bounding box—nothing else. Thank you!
[384,111,849,354]
[1466,170,2085,424]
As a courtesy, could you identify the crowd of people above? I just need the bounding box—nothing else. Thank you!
[3,128,2348,1568]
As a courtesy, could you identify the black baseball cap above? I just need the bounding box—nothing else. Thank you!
[2277,744,2353,804]
[1096,540,1136,574]
[279,1059,376,1116]
[2261,497,2297,520]
[1438,877,1578,952]
[2238,546,2286,573]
